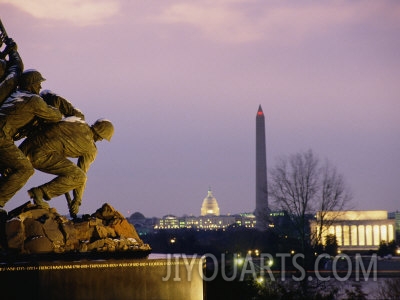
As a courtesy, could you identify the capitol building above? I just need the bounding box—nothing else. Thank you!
[154,188,256,230]
[200,188,220,216]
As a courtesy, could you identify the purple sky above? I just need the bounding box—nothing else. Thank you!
[1,1,399,218]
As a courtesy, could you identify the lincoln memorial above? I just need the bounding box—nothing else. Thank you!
[311,210,395,251]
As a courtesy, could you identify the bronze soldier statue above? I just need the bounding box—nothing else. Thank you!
[16,90,86,209]
[14,89,85,141]
[21,117,114,217]
[1,19,111,218]
[0,69,62,211]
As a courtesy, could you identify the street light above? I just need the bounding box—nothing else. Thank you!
[235,257,244,266]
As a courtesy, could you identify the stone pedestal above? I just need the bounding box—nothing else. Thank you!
[0,254,204,300]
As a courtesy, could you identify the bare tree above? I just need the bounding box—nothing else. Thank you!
[268,150,352,253]
[376,278,400,300]
[315,159,352,245]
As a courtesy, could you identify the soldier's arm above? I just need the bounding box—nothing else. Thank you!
[0,46,23,105]
[30,95,62,122]
[77,151,97,174]
[40,90,85,120]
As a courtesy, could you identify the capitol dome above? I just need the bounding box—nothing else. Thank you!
[201,188,220,216]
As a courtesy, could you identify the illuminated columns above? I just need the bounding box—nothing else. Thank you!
[343,225,350,246]
[314,211,396,250]
[350,225,357,246]
[331,223,393,247]
[389,225,394,241]
[358,225,365,246]
[335,225,342,246]
[366,225,372,245]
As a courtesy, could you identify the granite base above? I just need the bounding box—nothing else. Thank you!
[0,254,204,300]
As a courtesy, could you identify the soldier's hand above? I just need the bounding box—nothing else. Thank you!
[4,38,17,52]
[5,37,14,46]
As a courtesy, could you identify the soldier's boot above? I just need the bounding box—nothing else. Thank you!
[28,187,50,209]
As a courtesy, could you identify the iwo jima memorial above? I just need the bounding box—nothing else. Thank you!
[0,19,204,300]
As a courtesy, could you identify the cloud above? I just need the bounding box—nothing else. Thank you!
[1,0,120,26]
[154,1,400,44]
[155,2,261,43]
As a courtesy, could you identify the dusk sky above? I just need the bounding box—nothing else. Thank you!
[1,1,399,218]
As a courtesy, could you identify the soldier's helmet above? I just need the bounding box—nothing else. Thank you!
[20,69,46,87]
[92,118,114,141]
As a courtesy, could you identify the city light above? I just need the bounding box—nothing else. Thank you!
[235,257,244,266]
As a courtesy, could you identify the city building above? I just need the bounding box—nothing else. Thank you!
[255,105,269,229]
[156,215,180,230]
[153,188,256,230]
[310,210,396,251]
[200,188,220,216]
[234,213,257,228]
[153,213,256,231]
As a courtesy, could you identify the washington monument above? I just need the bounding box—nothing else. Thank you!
[255,105,269,229]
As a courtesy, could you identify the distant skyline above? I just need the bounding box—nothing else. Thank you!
[1,1,399,217]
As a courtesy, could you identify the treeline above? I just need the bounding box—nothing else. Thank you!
[142,227,297,256]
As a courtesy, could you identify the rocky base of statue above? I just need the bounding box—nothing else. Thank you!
[0,202,151,261]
